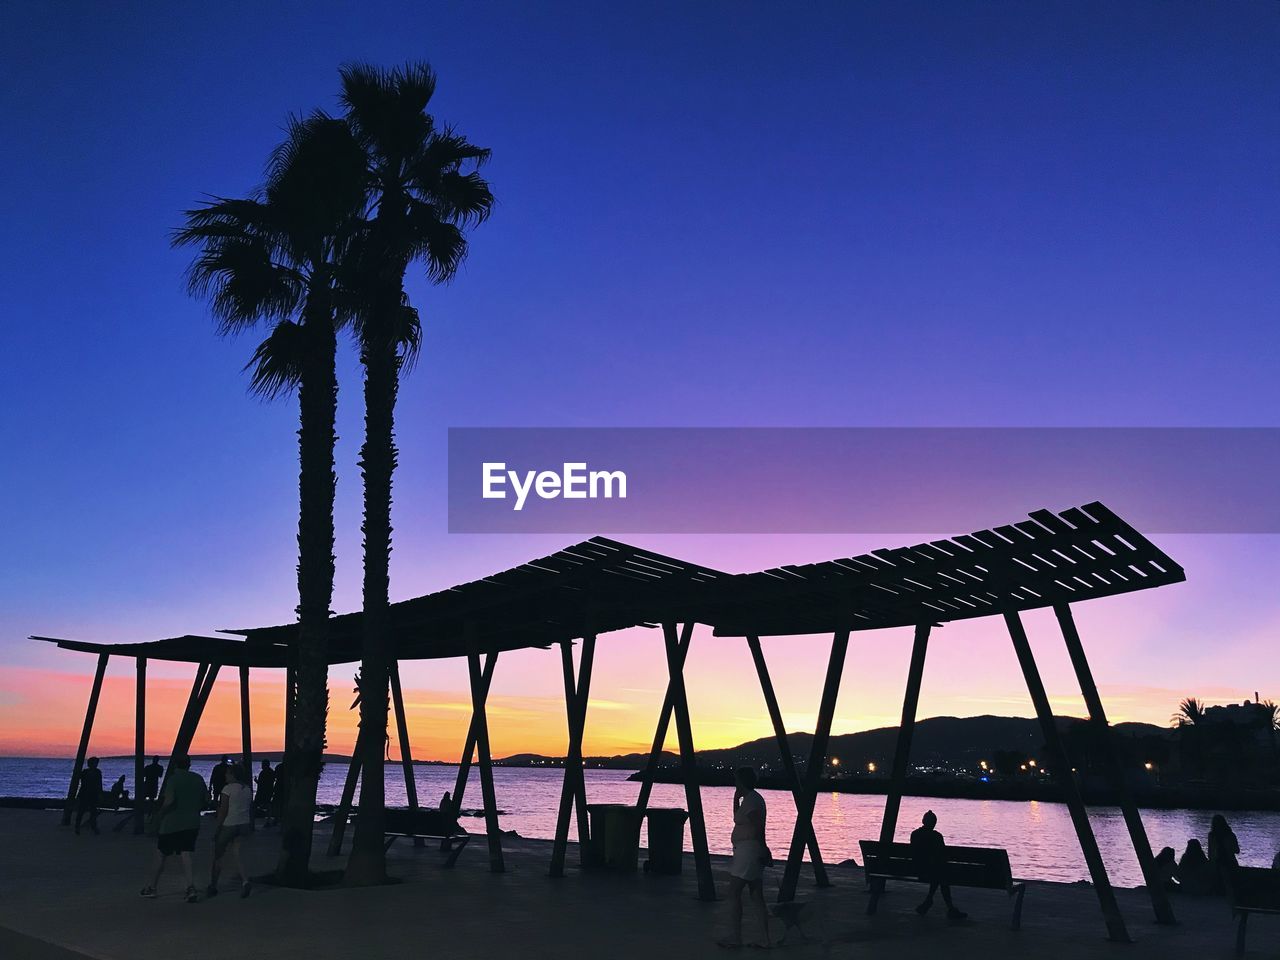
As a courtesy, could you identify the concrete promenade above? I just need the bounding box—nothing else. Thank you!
[0,809,1267,959]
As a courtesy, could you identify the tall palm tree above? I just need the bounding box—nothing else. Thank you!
[176,113,367,885]
[338,62,493,885]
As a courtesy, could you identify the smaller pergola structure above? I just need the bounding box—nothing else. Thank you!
[684,501,1184,942]
[36,502,1184,943]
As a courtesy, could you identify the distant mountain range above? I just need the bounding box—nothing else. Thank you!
[495,714,1171,770]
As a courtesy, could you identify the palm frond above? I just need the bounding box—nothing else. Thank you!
[405,200,467,282]
[244,320,310,399]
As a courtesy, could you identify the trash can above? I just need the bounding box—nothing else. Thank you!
[644,808,689,875]
[585,803,620,869]
[602,805,644,872]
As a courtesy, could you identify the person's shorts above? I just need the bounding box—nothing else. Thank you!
[729,840,769,884]
[157,829,198,855]
[214,822,252,856]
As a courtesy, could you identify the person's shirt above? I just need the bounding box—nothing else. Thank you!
[159,769,207,835]
[910,825,947,868]
[210,763,227,793]
[221,782,253,827]
[731,789,766,842]
[78,767,103,799]
[143,763,162,785]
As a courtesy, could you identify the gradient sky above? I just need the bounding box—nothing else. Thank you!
[2,2,1278,759]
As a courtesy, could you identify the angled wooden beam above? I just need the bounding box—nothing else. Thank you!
[1055,602,1175,925]
[451,651,497,812]
[550,633,597,876]
[664,621,715,901]
[745,634,829,886]
[160,663,208,801]
[388,660,422,846]
[879,623,931,844]
[636,622,693,815]
[327,728,363,856]
[560,638,591,851]
[778,628,849,903]
[1006,610,1129,942]
[467,626,505,873]
[134,657,146,833]
[63,652,109,825]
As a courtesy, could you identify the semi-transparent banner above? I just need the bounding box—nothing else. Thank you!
[446,427,1280,534]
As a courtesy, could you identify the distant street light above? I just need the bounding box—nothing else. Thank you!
[867,761,877,773]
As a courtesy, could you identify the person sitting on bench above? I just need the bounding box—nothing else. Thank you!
[910,811,967,920]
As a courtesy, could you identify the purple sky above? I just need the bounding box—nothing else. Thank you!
[1,2,1278,755]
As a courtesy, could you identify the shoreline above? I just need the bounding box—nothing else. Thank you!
[626,770,1280,812]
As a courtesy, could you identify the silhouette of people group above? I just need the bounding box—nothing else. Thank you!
[139,754,255,903]
[1159,814,1243,896]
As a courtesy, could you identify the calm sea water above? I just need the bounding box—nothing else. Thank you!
[7,756,1279,887]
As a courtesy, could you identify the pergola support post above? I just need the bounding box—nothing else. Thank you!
[466,626,505,873]
[636,622,692,815]
[63,652,109,825]
[451,651,497,813]
[1055,602,1175,926]
[879,623,931,843]
[745,634,829,886]
[1006,610,1129,943]
[778,628,849,903]
[389,660,422,846]
[663,621,715,901]
[238,665,252,825]
[550,633,597,876]
[134,657,146,833]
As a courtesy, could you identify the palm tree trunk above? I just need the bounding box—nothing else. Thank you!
[344,330,398,886]
[275,305,337,886]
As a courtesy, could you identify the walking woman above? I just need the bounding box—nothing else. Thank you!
[719,767,773,949]
[208,764,253,898]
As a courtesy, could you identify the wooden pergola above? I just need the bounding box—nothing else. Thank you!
[35,501,1183,942]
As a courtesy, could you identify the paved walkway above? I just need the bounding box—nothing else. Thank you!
[0,809,1267,959]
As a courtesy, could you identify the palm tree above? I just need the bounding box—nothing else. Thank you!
[1171,697,1205,727]
[175,113,367,885]
[338,62,493,885]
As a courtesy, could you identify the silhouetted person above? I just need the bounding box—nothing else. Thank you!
[1153,846,1179,891]
[254,760,275,816]
[108,775,129,810]
[1177,838,1213,894]
[440,790,452,811]
[269,759,289,827]
[718,767,772,948]
[74,757,103,835]
[209,764,253,898]
[1208,814,1240,893]
[142,756,164,807]
[910,810,967,920]
[209,756,230,807]
[141,754,206,902]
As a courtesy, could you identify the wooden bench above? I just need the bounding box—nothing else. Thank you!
[380,808,470,867]
[859,840,1027,930]
[1228,866,1280,956]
